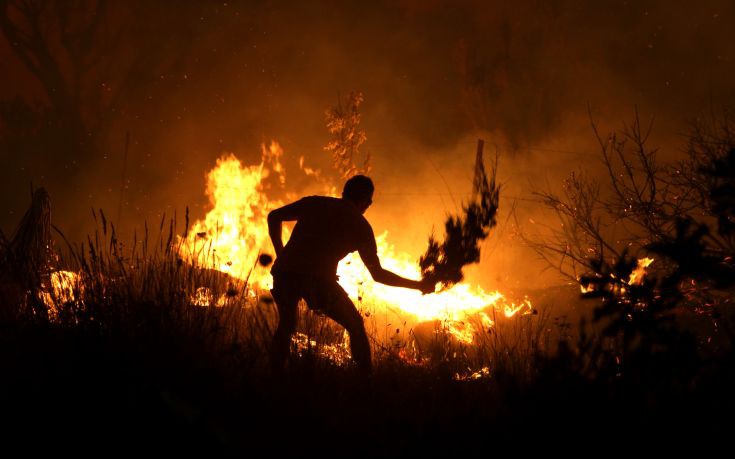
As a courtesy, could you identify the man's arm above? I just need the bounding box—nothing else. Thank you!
[359,248,435,294]
[267,200,305,257]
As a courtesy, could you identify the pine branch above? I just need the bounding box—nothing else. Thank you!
[419,140,500,289]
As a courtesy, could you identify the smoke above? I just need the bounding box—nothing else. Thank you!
[1,0,734,287]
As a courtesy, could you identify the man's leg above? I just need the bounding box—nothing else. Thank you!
[313,282,372,374]
[270,276,299,376]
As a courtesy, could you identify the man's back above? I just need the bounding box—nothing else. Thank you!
[271,196,376,279]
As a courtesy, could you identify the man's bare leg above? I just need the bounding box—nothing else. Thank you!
[270,286,298,376]
[324,294,372,375]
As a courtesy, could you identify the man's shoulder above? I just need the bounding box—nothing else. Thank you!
[291,195,332,209]
[356,212,372,230]
[351,212,373,243]
[302,195,340,204]
[296,195,349,217]
[301,195,357,212]
[299,195,371,228]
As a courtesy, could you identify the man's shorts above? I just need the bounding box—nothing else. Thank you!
[271,272,353,316]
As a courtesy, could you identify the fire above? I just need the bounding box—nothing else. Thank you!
[628,257,654,285]
[292,331,351,366]
[336,238,531,343]
[178,143,286,288]
[337,233,518,321]
[39,270,81,321]
[178,143,533,344]
[190,287,229,307]
[454,366,491,381]
[579,257,655,294]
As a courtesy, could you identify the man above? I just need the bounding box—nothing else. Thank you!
[267,175,434,374]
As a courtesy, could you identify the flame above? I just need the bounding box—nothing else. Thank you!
[580,283,595,294]
[455,366,491,381]
[179,143,533,344]
[336,233,529,321]
[178,143,286,288]
[628,257,654,285]
[190,287,230,307]
[191,287,215,307]
[39,270,81,321]
[579,257,655,294]
[292,331,352,366]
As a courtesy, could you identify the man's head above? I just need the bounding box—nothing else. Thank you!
[342,175,374,214]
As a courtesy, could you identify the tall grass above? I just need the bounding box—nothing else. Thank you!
[1,209,733,453]
[32,209,551,378]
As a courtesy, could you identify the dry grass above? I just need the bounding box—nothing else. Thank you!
[0,212,733,453]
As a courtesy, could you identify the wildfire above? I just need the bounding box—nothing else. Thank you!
[39,270,81,321]
[178,143,533,344]
[178,143,286,287]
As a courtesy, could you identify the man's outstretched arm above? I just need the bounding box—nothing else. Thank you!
[267,200,304,257]
[360,249,435,294]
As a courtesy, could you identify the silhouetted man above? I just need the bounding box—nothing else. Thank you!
[267,175,434,374]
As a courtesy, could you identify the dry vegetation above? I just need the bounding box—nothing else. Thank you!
[0,199,558,454]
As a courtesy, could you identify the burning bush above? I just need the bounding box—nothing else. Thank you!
[420,139,500,290]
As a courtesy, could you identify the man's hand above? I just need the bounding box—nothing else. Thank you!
[417,278,436,295]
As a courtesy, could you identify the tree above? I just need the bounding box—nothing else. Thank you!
[530,109,734,301]
[0,0,200,163]
[324,91,370,179]
[526,110,735,393]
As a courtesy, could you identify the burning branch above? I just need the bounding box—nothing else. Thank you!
[419,140,500,290]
